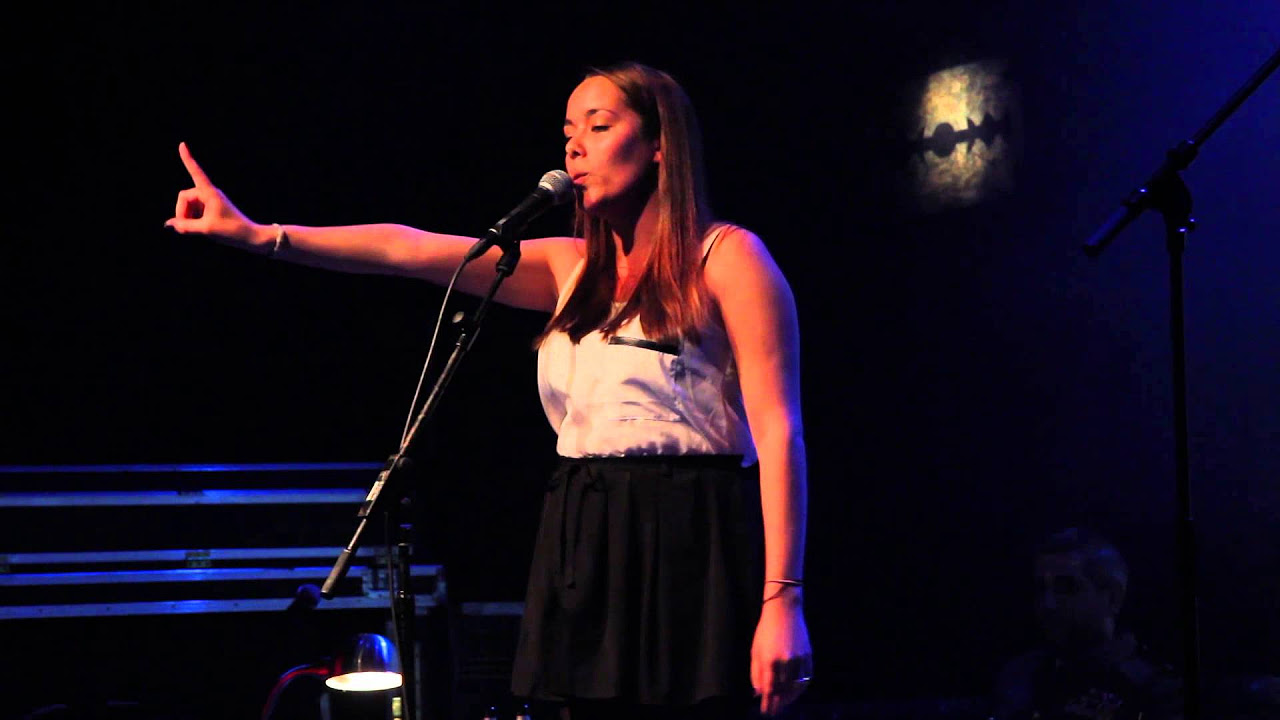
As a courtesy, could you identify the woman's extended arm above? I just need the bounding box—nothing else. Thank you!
[165,142,580,312]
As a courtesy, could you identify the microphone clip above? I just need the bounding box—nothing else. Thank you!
[463,170,574,265]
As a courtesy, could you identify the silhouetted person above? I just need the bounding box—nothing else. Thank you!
[991,528,1182,720]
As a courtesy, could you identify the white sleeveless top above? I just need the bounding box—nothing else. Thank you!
[536,233,756,465]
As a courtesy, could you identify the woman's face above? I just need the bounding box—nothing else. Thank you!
[563,76,661,220]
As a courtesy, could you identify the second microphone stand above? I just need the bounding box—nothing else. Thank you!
[1082,45,1279,720]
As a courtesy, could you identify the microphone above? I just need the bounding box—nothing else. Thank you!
[464,170,574,262]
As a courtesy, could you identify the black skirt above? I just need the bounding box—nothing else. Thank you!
[510,455,763,706]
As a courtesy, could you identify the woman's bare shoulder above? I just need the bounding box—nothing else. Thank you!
[703,224,777,289]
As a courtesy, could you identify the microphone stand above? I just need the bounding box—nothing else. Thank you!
[321,236,526,720]
[1082,46,1279,720]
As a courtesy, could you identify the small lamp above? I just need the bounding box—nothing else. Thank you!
[326,633,403,692]
[262,633,403,720]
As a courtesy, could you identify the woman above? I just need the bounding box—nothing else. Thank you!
[167,62,811,718]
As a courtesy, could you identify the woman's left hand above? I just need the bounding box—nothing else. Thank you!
[751,591,813,716]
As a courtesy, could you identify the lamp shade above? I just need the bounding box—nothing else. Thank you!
[325,633,403,692]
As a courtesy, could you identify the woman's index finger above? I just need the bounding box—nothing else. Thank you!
[178,142,214,187]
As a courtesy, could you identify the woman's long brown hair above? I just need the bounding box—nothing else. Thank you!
[541,62,715,346]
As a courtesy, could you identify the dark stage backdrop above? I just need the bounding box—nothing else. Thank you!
[5,0,1277,715]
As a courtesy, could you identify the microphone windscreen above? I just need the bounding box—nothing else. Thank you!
[538,170,574,204]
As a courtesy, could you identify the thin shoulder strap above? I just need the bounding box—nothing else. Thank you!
[553,258,587,316]
[701,223,731,268]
